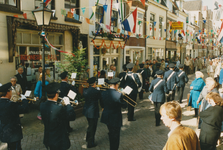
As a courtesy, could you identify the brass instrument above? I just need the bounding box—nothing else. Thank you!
[68,79,88,88]
[17,97,37,103]
[118,89,137,107]
[58,97,78,106]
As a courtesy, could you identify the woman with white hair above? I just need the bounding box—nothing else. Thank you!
[188,71,206,117]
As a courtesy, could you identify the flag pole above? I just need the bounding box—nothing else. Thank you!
[110,0,113,34]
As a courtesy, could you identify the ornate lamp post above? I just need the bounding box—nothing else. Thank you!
[178,38,183,63]
[32,3,53,99]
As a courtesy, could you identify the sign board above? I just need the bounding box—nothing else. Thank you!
[171,22,183,30]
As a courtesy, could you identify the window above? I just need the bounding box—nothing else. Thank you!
[137,12,144,35]
[111,11,118,28]
[65,0,77,14]
[150,14,155,36]
[159,17,163,38]
[95,6,104,31]
[0,0,22,13]
[148,47,152,60]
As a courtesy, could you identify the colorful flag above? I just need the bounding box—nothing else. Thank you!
[217,21,223,42]
[81,7,86,15]
[122,8,137,33]
[44,0,51,6]
[140,0,145,6]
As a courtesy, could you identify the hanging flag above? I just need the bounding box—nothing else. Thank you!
[67,12,73,18]
[181,30,185,36]
[162,22,165,26]
[138,21,142,25]
[147,36,150,38]
[154,21,157,26]
[103,5,108,12]
[164,29,166,32]
[177,21,181,25]
[92,6,97,13]
[74,14,79,20]
[199,30,201,33]
[127,1,132,9]
[169,21,172,27]
[13,15,18,18]
[203,20,206,24]
[122,8,137,33]
[44,0,51,6]
[85,18,90,24]
[23,13,27,19]
[146,21,149,26]
[217,21,223,42]
[140,0,145,7]
[61,9,66,16]
[79,16,85,22]
[154,28,156,31]
[81,7,86,14]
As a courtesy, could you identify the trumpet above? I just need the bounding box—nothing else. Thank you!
[17,97,37,103]
[118,89,137,107]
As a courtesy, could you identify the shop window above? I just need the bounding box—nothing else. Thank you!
[65,0,79,14]
[55,34,63,45]
[48,35,54,45]
[16,32,22,43]
[93,47,100,55]
[0,0,22,14]
[148,47,152,60]
[29,47,40,61]
[23,33,31,44]
[150,14,155,37]
[159,17,163,38]
[95,6,104,31]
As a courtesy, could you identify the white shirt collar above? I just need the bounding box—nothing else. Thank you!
[168,124,181,137]
[47,99,57,103]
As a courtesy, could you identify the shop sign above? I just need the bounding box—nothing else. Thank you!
[171,22,183,30]
[28,51,51,55]
[20,55,57,61]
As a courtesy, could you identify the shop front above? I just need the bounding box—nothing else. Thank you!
[165,40,177,62]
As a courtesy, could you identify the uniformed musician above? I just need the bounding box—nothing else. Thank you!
[0,83,29,150]
[40,82,76,150]
[59,71,77,133]
[149,70,167,126]
[100,77,127,150]
[177,64,189,103]
[124,63,141,121]
[83,77,103,148]
[152,63,161,79]
[118,64,127,89]
[164,63,179,102]
[137,63,146,100]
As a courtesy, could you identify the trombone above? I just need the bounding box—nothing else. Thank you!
[118,89,137,107]
[58,97,79,106]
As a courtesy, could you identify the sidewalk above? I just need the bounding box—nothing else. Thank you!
[0,69,223,150]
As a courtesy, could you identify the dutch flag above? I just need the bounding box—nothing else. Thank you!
[44,0,52,6]
[122,8,137,33]
[217,21,223,43]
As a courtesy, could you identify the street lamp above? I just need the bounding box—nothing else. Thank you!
[178,38,183,63]
[32,3,53,99]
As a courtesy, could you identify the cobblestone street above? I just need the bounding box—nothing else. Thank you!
[1,70,223,150]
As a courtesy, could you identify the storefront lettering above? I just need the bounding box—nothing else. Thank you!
[28,51,51,55]
[20,55,57,61]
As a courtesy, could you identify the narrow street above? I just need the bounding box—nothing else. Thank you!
[1,69,223,150]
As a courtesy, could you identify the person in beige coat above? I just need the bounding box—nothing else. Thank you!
[160,101,201,150]
[10,76,22,102]
[207,61,216,78]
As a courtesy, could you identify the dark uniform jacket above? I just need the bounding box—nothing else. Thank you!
[144,68,151,80]
[200,105,223,145]
[100,89,127,127]
[137,69,146,87]
[164,70,179,92]
[149,78,167,103]
[59,81,77,98]
[83,87,103,119]
[0,98,29,143]
[177,70,188,87]
[15,73,27,93]
[118,72,127,89]
[123,72,141,97]
[40,100,76,149]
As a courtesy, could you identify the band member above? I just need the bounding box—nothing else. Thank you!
[149,70,167,126]
[137,63,146,100]
[83,77,103,148]
[59,71,77,132]
[125,63,141,121]
[0,83,29,150]
[119,64,127,89]
[177,64,189,103]
[40,82,76,150]
[164,63,179,102]
[101,77,127,150]
[152,63,161,79]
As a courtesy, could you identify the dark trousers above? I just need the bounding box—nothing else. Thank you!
[139,90,143,99]
[154,102,163,126]
[7,140,22,150]
[107,126,121,150]
[195,108,199,117]
[86,118,98,145]
[177,86,185,103]
[128,94,137,120]
[200,142,216,150]
[185,65,189,75]
[166,90,176,102]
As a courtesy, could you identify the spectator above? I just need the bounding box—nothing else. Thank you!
[160,59,165,71]
[188,71,206,117]
[34,73,49,120]
[207,61,216,78]
[113,66,119,77]
[35,66,42,82]
[45,69,54,83]
[199,92,223,150]
[160,101,201,150]
[15,67,27,94]
[133,60,139,73]
[184,57,190,75]
[10,76,22,102]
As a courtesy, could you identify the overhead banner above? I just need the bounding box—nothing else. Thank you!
[171,22,184,30]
